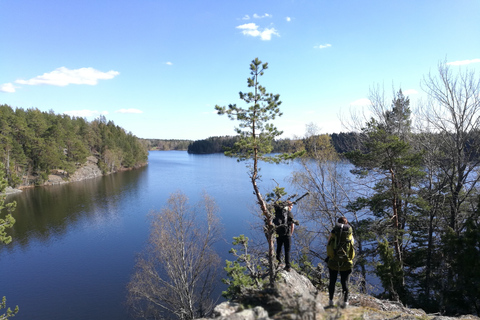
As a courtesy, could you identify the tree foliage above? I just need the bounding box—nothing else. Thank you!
[309,63,480,316]
[187,136,300,154]
[0,296,18,320]
[222,235,268,300]
[187,136,240,154]
[126,191,222,320]
[0,164,16,245]
[142,139,192,151]
[0,105,148,187]
[345,89,425,302]
[215,58,304,286]
[413,62,480,314]
[1,163,19,319]
[290,65,480,315]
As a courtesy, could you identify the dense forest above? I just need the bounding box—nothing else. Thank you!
[187,136,238,154]
[142,139,192,151]
[0,104,148,187]
[188,135,304,154]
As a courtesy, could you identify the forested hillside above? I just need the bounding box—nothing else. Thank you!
[142,138,192,151]
[187,136,239,154]
[0,104,148,188]
[187,136,303,154]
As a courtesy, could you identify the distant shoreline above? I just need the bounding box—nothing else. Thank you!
[3,156,148,196]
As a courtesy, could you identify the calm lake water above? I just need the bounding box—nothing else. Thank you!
[0,151,299,320]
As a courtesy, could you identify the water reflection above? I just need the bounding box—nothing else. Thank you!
[0,152,298,320]
[2,166,148,252]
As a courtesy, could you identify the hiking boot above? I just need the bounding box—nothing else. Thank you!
[284,266,291,272]
[328,300,334,307]
[341,301,349,309]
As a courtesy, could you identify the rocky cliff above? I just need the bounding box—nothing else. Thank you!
[5,156,104,194]
[201,269,479,320]
[47,156,103,185]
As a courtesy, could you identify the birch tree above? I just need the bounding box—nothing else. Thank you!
[127,192,222,320]
[417,62,480,314]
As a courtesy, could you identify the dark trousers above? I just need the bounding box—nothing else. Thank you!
[276,235,291,268]
[328,268,352,302]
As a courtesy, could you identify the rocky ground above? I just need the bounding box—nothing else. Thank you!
[5,156,103,194]
[47,156,103,185]
[200,269,479,320]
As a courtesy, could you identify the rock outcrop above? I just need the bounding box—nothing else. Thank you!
[68,156,102,182]
[203,269,321,320]
[4,156,105,193]
[4,186,22,195]
[200,269,480,320]
[44,156,102,186]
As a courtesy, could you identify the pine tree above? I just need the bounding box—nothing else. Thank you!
[0,162,19,319]
[346,89,424,302]
[216,58,303,285]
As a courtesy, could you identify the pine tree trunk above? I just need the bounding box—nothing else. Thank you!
[251,157,275,285]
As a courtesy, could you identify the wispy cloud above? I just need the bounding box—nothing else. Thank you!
[236,23,279,41]
[447,59,480,66]
[315,44,332,49]
[286,17,292,22]
[166,62,173,66]
[15,67,119,87]
[63,110,109,118]
[0,83,17,93]
[115,108,143,114]
[253,13,272,19]
[242,13,271,20]
[403,89,418,95]
[350,98,371,107]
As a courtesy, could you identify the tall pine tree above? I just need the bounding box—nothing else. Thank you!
[216,58,303,285]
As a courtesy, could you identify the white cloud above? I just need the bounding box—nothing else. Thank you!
[15,67,119,87]
[403,89,418,95]
[0,83,17,93]
[236,23,279,41]
[166,62,173,65]
[350,98,372,107]
[242,15,250,20]
[447,59,480,66]
[259,28,279,40]
[63,110,109,118]
[253,13,271,19]
[286,17,291,22]
[315,44,332,49]
[237,23,257,30]
[115,108,143,114]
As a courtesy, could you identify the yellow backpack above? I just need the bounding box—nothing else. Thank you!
[327,223,355,270]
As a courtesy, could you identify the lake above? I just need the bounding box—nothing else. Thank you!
[0,151,300,320]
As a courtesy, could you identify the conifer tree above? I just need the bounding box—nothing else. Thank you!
[216,58,303,285]
[418,62,480,314]
[0,163,19,319]
[346,89,424,302]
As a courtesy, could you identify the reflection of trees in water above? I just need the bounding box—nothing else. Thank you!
[1,167,147,251]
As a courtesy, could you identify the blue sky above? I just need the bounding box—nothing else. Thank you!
[1,0,479,140]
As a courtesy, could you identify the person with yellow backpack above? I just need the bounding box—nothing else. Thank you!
[326,216,355,308]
